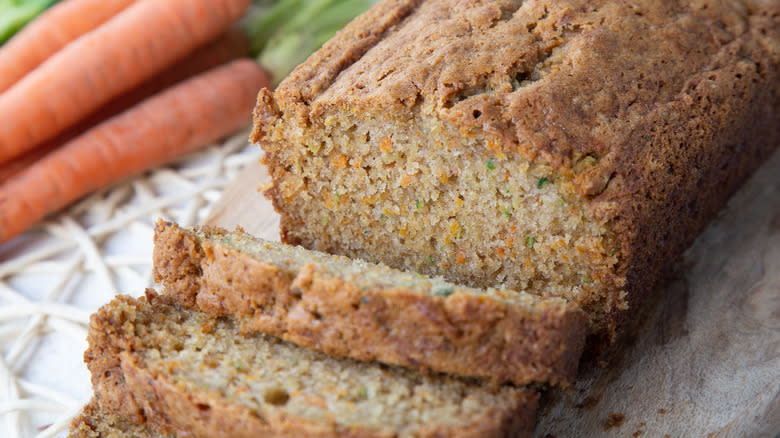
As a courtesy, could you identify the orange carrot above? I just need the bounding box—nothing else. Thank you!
[0,142,58,186]
[0,0,138,94]
[0,28,251,185]
[0,59,270,243]
[0,0,250,165]
[89,27,251,126]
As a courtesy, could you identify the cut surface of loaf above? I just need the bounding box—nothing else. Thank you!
[153,220,588,387]
[69,399,172,438]
[85,291,539,438]
[252,0,780,346]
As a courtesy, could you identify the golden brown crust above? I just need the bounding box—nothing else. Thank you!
[152,220,588,387]
[589,8,780,345]
[86,292,540,438]
[254,0,780,346]
[250,0,425,143]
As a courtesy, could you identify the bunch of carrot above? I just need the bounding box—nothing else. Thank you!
[0,0,271,243]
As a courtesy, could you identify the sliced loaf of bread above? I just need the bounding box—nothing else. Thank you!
[86,291,539,438]
[252,0,779,349]
[69,399,172,438]
[152,220,588,387]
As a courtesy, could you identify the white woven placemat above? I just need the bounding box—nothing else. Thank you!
[0,129,262,437]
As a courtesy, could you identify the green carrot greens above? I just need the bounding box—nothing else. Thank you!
[0,0,59,44]
[245,0,374,84]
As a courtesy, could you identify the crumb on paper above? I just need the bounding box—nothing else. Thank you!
[575,396,600,410]
[604,412,625,429]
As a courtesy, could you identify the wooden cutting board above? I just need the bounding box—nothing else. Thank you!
[205,149,780,438]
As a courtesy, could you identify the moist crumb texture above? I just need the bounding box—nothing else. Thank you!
[153,220,588,387]
[85,292,539,438]
[253,0,780,346]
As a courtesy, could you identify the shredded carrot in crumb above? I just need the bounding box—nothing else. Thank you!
[456,198,462,206]
[380,137,392,152]
[505,235,515,247]
[497,247,505,257]
[332,154,347,169]
[236,386,249,393]
[401,174,415,186]
[511,224,517,233]
[449,221,461,239]
[399,227,407,236]
[457,251,465,264]
[487,142,505,160]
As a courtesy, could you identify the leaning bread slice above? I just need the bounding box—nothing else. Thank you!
[69,398,173,438]
[153,219,588,387]
[86,291,539,438]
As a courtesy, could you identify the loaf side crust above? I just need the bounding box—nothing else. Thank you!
[152,220,588,387]
[68,398,173,438]
[86,291,539,438]
[253,0,780,346]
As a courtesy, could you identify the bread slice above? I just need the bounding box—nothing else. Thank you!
[69,399,172,438]
[85,291,539,438]
[152,220,588,387]
[252,0,779,347]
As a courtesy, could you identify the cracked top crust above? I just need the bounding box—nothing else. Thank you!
[259,0,778,175]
